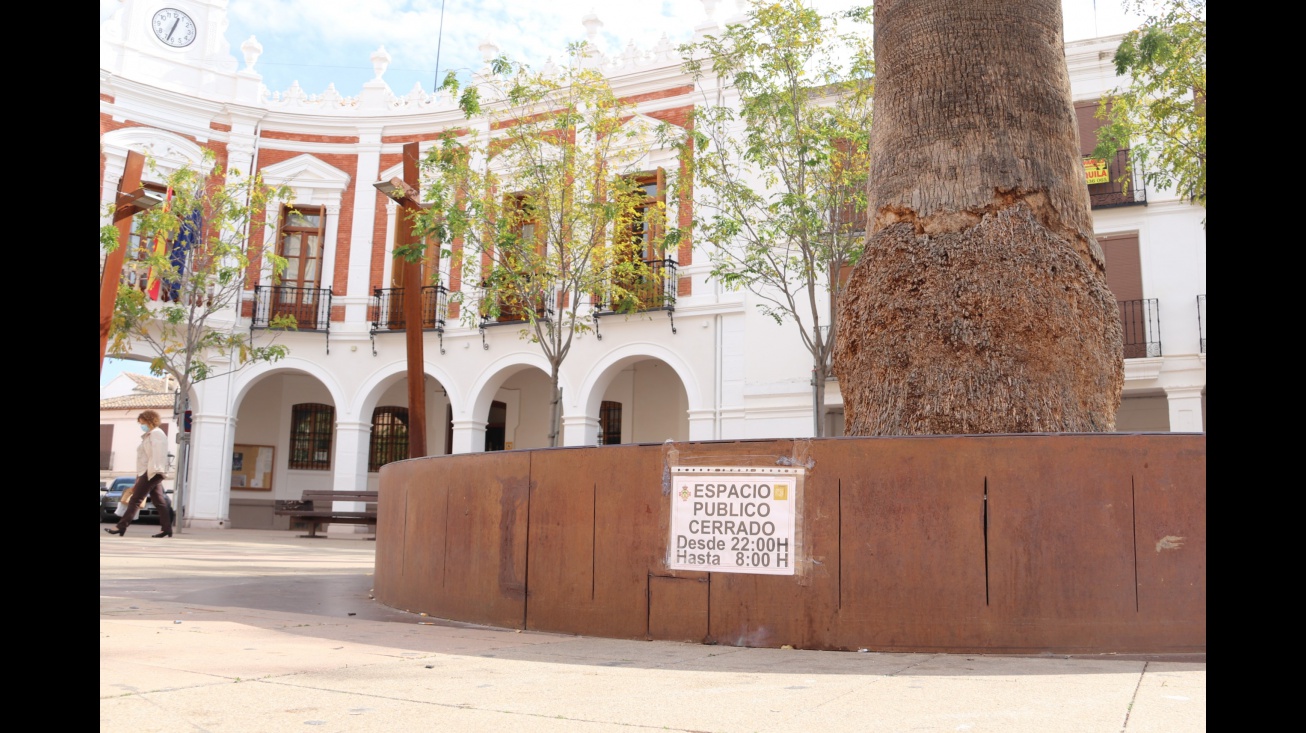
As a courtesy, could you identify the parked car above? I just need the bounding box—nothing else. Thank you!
[99,477,175,524]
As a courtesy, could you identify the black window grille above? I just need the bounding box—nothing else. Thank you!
[599,401,622,445]
[289,403,334,470]
[369,406,410,472]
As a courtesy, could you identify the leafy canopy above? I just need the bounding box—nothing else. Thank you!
[420,46,675,445]
[1092,0,1206,215]
[671,0,873,435]
[102,148,295,390]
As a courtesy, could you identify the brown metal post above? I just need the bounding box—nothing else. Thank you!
[400,142,428,458]
[100,150,147,375]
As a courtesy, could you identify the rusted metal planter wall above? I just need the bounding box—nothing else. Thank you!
[374,434,1205,654]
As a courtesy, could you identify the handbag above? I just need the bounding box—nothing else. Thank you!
[115,486,136,518]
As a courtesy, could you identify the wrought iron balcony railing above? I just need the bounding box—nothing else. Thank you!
[592,258,678,338]
[1087,149,1147,209]
[252,285,333,352]
[594,258,678,314]
[369,285,450,355]
[1118,298,1161,359]
[1197,294,1206,353]
[479,291,555,328]
[252,285,332,331]
[370,285,448,333]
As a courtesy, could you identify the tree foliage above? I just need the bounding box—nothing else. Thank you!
[101,148,295,394]
[1092,0,1206,214]
[421,48,674,446]
[673,0,873,435]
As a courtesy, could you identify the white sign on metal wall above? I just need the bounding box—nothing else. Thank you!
[667,466,802,575]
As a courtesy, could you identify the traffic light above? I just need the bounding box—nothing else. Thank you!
[183,410,193,432]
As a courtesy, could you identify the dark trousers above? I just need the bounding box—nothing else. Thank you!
[116,472,171,533]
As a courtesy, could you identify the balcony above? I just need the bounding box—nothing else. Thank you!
[593,258,678,315]
[1086,149,1147,209]
[479,291,555,328]
[592,258,678,338]
[1197,294,1206,353]
[252,285,333,352]
[1118,298,1161,359]
[252,285,333,331]
[370,285,448,333]
[369,285,450,355]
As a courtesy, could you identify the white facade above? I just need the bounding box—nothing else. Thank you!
[100,2,1207,528]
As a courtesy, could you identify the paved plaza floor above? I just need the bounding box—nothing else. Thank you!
[100,526,1205,732]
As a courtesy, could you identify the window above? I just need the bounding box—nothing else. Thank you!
[625,170,665,260]
[289,403,334,470]
[599,401,622,445]
[368,406,410,472]
[485,193,545,323]
[121,213,160,292]
[100,424,114,470]
[389,223,441,288]
[1074,100,1143,208]
[485,400,507,452]
[274,205,326,329]
[605,170,667,312]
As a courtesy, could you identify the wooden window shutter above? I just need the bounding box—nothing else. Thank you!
[1099,232,1142,302]
[650,167,666,259]
[1074,99,1116,156]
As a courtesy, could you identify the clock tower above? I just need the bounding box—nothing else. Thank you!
[100,0,242,100]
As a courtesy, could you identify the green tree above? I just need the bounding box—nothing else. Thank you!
[673,0,873,436]
[422,48,674,446]
[1092,0,1206,215]
[101,148,294,514]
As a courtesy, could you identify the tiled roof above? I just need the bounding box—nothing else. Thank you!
[100,392,175,409]
[101,371,177,410]
[125,373,172,392]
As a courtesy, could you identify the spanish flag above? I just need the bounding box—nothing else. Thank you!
[144,186,175,301]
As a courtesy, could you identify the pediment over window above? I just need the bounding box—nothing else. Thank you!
[260,154,352,200]
[101,127,208,177]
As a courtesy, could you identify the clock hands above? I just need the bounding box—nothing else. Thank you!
[166,18,180,41]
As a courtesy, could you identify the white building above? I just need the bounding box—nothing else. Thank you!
[99,1,1207,529]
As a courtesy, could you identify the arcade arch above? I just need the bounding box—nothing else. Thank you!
[463,355,568,452]
[578,347,698,446]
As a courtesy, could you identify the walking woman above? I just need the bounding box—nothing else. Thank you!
[106,409,174,538]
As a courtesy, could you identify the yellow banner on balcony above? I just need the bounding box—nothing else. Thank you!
[1083,158,1110,185]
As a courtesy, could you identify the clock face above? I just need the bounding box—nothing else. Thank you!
[151,7,197,48]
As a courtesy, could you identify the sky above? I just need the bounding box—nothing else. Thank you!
[100,1,1148,102]
[99,0,1146,389]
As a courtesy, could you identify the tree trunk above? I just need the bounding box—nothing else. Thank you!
[812,360,828,437]
[548,366,562,448]
[834,0,1123,435]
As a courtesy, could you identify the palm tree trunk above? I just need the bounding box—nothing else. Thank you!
[835,0,1123,435]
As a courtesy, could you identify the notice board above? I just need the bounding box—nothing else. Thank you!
[231,444,274,491]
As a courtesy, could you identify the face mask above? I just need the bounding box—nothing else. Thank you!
[140,424,150,433]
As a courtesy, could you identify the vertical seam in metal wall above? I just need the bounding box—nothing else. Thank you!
[983,477,990,607]
[1131,476,1139,613]
[400,489,408,578]
[592,482,597,601]
[441,489,450,588]
[523,452,532,630]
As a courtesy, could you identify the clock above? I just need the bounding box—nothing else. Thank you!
[151,7,197,48]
